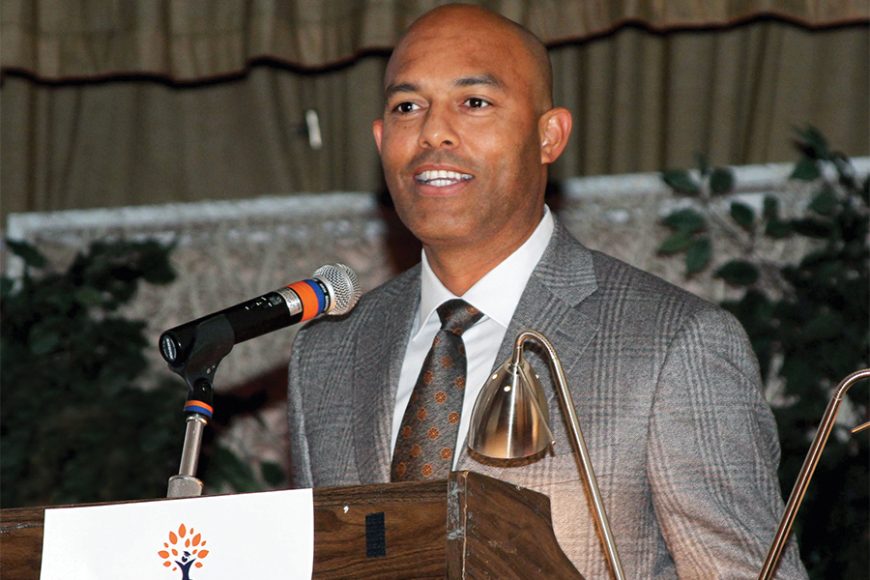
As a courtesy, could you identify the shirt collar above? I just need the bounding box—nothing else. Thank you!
[415,205,554,337]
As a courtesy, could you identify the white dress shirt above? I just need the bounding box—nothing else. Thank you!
[390,206,555,468]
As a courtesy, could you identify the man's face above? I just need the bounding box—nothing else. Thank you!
[372,14,557,257]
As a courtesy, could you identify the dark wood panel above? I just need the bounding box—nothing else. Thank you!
[0,506,45,579]
[447,472,583,579]
[314,480,447,578]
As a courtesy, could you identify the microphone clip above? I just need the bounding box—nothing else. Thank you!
[162,314,235,413]
[164,315,235,499]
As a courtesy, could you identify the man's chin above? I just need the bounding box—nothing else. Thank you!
[414,223,480,251]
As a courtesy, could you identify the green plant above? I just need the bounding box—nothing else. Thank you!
[0,238,187,506]
[1,237,288,506]
[659,127,869,579]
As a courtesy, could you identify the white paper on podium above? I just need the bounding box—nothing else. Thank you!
[40,488,313,580]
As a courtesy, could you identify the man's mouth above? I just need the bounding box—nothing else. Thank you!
[414,170,473,187]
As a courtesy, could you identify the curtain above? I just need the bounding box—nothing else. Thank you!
[551,22,869,177]
[1,3,868,219]
[3,0,867,80]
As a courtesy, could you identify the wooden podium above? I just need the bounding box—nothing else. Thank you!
[1,471,582,578]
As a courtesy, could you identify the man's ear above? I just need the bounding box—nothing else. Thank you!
[372,119,384,154]
[539,107,573,165]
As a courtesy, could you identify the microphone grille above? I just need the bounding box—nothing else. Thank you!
[313,263,362,316]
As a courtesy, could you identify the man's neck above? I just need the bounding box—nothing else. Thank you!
[423,252,496,296]
[423,228,538,296]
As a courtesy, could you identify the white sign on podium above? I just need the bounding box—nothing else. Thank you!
[41,488,314,580]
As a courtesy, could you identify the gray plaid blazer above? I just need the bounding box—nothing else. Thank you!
[288,220,807,578]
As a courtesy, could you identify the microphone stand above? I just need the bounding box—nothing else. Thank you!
[162,316,236,498]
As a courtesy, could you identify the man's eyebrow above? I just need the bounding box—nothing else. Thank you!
[384,82,418,99]
[384,75,505,99]
[454,74,504,90]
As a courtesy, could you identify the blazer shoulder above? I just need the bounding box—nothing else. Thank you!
[590,249,713,309]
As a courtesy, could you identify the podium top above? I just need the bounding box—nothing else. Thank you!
[1,471,583,579]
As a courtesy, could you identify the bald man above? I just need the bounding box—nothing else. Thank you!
[288,5,807,578]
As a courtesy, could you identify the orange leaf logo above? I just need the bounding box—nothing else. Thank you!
[157,523,211,579]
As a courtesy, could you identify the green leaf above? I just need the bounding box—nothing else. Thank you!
[28,325,60,355]
[662,170,701,195]
[260,461,286,487]
[728,288,774,324]
[831,152,856,188]
[74,287,104,307]
[0,277,13,299]
[142,261,175,285]
[662,208,706,233]
[685,237,712,274]
[5,239,48,269]
[658,231,694,255]
[762,196,779,221]
[45,286,76,313]
[803,311,845,341]
[808,189,837,216]
[765,219,792,238]
[791,158,821,181]
[715,260,760,286]
[709,167,735,195]
[792,218,832,238]
[135,240,177,285]
[795,125,830,160]
[730,202,755,230]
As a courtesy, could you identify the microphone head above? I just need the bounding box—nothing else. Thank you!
[313,263,362,316]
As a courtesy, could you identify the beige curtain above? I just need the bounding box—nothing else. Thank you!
[1,58,390,215]
[1,3,868,219]
[3,0,867,80]
[551,22,869,177]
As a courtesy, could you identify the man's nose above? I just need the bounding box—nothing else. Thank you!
[419,106,458,149]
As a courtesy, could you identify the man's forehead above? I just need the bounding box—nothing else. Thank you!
[385,35,523,88]
[383,7,551,108]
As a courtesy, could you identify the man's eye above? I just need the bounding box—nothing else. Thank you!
[393,102,420,113]
[465,97,491,109]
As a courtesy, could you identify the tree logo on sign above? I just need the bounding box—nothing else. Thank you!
[157,523,210,579]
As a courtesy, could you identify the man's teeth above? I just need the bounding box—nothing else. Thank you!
[415,170,472,187]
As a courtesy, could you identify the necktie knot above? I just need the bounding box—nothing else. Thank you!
[437,299,483,336]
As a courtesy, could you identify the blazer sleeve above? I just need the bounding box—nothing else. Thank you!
[646,307,808,579]
[287,323,314,489]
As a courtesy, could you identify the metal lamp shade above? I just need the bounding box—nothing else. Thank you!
[466,330,627,579]
[468,356,555,459]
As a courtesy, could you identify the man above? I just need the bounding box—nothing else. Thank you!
[288,5,806,577]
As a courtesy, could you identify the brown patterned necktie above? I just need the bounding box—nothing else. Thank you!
[391,299,484,481]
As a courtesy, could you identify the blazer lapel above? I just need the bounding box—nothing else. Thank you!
[352,269,420,483]
[457,221,602,472]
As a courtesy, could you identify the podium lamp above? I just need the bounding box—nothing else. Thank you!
[758,368,870,580]
[468,329,626,580]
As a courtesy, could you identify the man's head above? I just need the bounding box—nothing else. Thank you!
[373,4,572,276]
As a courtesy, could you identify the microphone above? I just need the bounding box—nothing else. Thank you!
[159,263,361,365]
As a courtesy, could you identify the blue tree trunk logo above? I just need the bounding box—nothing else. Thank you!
[157,523,210,579]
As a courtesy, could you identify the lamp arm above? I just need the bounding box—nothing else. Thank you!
[758,368,870,580]
[516,330,626,580]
